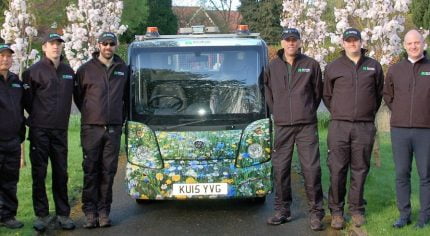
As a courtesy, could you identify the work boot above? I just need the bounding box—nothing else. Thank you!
[83,214,98,229]
[330,215,345,230]
[33,215,55,232]
[266,212,292,225]
[351,214,366,227]
[309,215,324,231]
[1,217,24,229]
[57,215,75,230]
[392,217,411,228]
[99,214,112,228]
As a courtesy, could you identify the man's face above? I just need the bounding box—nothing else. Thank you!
[42,40,63,60]
[0,51,13,71]
[404,33,425,60]
[98,40,117,60]
[281,37,301,56]
[342,37,362,54]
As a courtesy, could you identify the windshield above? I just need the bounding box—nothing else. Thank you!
[129,45,266,128]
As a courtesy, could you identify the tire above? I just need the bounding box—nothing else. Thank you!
[252,196,266,204]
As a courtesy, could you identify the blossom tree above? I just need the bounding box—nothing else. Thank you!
[1,0,39,76]
[331,0,428,66]
[63,0,127,71]
[281,0,331,70]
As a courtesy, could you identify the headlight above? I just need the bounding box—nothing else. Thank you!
[248,144,263,159]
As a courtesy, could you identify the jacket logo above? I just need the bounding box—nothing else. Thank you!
[114,71,125,76]
[362,66,375,71]
[420,71,430,76]
[297,68,310,73]
[11,83,21,88]
[62,74,73,80]
[23,83,30,89]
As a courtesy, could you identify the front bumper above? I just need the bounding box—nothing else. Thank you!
[125,159,272,200]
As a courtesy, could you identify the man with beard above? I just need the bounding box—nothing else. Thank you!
[264,28,325,231]
[384,29,430,229]
[74,32,129,228]
[0,43,25,229]
[23,33,76,231]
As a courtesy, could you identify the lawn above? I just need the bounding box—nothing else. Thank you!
[0,115,84,235]
[313,112,430,235]
[1,113,429,235]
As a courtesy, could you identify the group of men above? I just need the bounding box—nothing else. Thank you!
[0,31,128,231]
[265,28,430,231]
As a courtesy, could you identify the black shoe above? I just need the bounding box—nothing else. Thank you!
[57,216,75,230]
[1,217,24,229]
[33,215,55,232]
[414,218,429,229]
[267,212,292,225]
[83,214,98,229]
[392,217,411,228]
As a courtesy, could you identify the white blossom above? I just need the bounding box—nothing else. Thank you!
[63,0,128,71]
[281,0,330,70]
[1,0,39,75]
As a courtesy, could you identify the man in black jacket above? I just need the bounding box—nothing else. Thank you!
[264,28,325,231]
[74,32,129,228]
[0,44,25,229]
[384,29,430,229]
[23,33,75,231]
[323,28,384,229]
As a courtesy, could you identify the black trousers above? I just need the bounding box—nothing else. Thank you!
[0,138,21,221]
[272,123,325,219]
[391,127,430,221]
[29,127,70,217]
[327,120,376,216]
[81,125,122,216]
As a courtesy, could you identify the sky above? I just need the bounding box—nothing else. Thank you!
[172,0,241,10]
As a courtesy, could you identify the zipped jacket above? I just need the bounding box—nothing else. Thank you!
[323,49,384,122]
[74,52,129,125]
[383,53,430,128]
[0,72,25,142]
[264,49,323,126]
[23,57,75,130]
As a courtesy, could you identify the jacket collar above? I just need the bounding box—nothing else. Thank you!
[404,51,428,64]
[41,55,65,67]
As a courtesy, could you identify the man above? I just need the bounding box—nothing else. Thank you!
[0,44,25,229]
[323,28,384,229]
[22,33,75,231]
[264,28,325,231]
[74,32,129,228]
[384,29,430,229]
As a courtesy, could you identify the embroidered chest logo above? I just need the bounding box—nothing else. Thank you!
[420,71,430,76]
[297,68,311,73]
[362,66,375,71]
[11,83,21,88]
[114,71,125,76]
[62,74,73,80]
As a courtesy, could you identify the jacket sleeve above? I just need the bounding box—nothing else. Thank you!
[73,67,84,112]
[313,62,323,111]
[22,69,34,114]
[375,63,385,111]
[322,66,333,112]
[263,66,273,114]
[383,67,394,110]
[122,65,131,124]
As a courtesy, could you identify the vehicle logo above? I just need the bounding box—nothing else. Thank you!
[194,140,205,149]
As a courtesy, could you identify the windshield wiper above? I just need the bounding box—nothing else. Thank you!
[163,118,209,130]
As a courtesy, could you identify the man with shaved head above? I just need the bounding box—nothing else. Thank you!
[384,29,430,229]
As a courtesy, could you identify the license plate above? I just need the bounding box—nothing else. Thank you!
[172,183,228,196]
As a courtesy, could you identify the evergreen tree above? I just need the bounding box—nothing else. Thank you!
[239,0,283,44]
[121,0,178,43]
[411,0,430,29]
